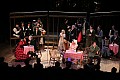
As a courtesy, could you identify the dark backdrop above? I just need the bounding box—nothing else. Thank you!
[0,0,120,43]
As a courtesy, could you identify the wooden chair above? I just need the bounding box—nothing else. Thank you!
[83,47,90,64]
[49,49,61,65]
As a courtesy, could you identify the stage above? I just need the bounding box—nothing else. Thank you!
[0,42,120,73]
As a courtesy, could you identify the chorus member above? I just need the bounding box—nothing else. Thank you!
[70,25,77,42]
[111,31,120,45]
[33,23,40,32]
[13,23,21,38]
[109,25,116,43]
[33,27,41,50]
[20,22,26,37]
[101,36,111,58]
[96,25,103,49]
[63,37,70,51]
[66,25,71,42]
[34,18,43,29]
[27,36,36,50]
[88,41,101,65]
[58,29,66,51]
[39,28,46,51]
[69,39,78,51]
[86,25,96,47]
[76,19,83,44]
[25,22,33,36]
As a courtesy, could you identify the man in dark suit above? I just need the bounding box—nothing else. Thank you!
[25,22,33,37]
[86,25,96,47]
[33,27,41,51]
[20,22,26,38]
[70,25,77,42]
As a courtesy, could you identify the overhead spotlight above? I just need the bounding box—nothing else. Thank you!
[73,3,76,7]
[58,3,60,6]
[33,20,36,22]
[94,1,99,4]
[56,2,60,7]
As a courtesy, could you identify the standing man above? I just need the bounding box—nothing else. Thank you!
[70,25,77,42]
[20,22,26,38]
[25,22,33,37]
[96,25,103,49]
[33,27,41,51]
[86,25,96,47]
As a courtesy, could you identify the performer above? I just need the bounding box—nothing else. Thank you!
[101,36,111,58]
[20,22,26,38]
[33,18,43,31]
[70,25,77,42]
[66,26,71,42]
[27,36,36,50]
[111,31,120,58]
[111,31,120,45]
[58,29,66,51]
[15,37,28,61]
[88,41,101,65]
[25,22,33,37]
[69,39,78,51]
[109,25,116,43]
[39,28,46,51]
[13,23,21,38]
[96,25,103,49]
[86,25,96,47]
[76,19,83,44]
[63,37,69,51]
[33,27,41,51]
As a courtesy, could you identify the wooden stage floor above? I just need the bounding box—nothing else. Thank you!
[0,42,120,73]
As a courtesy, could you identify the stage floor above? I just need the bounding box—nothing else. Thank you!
[0,43,120,73]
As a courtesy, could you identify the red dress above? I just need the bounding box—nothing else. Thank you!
[15,40,29,60]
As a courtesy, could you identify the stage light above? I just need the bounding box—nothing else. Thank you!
[33,20,36,22]
[94,1,98,4]
[73,3,76,7]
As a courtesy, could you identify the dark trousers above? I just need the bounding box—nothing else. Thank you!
[89,56,101,65]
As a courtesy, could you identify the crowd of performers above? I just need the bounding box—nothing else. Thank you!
[13,18,120,64]
[58,19,120,65]
[13,18,46,60]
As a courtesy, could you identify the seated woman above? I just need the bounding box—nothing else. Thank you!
[63,37,70,51]
[15,37,29,61]
[69,39,78,51]
[67,39,78,63]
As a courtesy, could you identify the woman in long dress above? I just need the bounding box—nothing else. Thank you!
[58,29,66,52]
[15,38,29,60]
